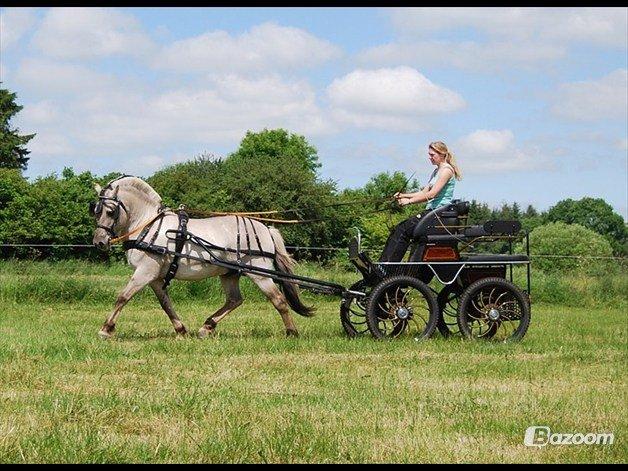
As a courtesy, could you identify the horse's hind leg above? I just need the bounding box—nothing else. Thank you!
[99,267,156,339]
[149,281,187,336]
[248,274,299,337]
[198,274,243,338]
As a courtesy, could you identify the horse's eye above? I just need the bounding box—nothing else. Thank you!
[106,209,116,217]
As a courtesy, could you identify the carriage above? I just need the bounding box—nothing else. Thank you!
[90,177,531,341]
[339,200,532,342]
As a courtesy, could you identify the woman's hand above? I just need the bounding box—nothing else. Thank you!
[397,197,411,207]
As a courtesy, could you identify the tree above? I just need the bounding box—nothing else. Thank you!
[545,197,627,255]
[150,129,350,260]
[524,204,538,218]
[0,169,112,259]
[0,86,35,171]
[0,168,28,211]
[147,155,229,211]
[231,128,321,173]
[467,200,492,225]
[222,132,343,256]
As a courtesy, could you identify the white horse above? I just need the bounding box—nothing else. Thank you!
[91,176,313,339]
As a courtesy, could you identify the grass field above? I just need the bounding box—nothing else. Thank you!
[0,261,626,463]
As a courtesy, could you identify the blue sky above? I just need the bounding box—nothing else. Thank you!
[1,7,627,217]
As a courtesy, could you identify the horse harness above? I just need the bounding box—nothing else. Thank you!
[90,177,279,289]
[120,209,277,290]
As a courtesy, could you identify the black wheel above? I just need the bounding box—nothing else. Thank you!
[436,283,464,338]
[366,275,439,340]
[457,277,531,342]
[340,280,370,337]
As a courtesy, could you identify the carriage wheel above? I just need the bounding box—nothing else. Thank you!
[340,280,370,337]
[457,277,531,342]
[366,276,439,340]
[436,283,464,338]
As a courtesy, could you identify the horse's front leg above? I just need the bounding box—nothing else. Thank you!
[149,280,187,336]
[98,268,156,339]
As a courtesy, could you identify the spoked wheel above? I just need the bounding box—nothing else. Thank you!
[457,277,531,342]
[340,280,370,337]
[366,275,439,340]
[436,283,465,338]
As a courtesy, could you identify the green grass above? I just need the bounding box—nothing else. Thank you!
[0,261,626,463]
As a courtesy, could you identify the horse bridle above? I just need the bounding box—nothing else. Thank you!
[89,190,128,238]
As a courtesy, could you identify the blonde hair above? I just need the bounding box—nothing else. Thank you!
[429,141,462,180]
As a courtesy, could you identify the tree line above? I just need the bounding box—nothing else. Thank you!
[0,87,626,275]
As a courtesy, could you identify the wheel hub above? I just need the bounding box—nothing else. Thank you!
[487,307,501,321]
[395,306,410,320]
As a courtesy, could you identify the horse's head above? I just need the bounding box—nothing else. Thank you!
[90,176,162,251]
[90,182,130,251]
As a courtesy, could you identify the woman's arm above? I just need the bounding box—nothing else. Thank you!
[398,168,453,206]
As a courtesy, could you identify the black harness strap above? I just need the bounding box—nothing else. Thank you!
[235,215,242,264]
[121,210,165,252]
[243,217,252,256]
[162,208,189,290]
[249,218,264,255]
[149,213,164,246]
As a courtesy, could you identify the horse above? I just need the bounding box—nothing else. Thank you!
[90,176,314,339]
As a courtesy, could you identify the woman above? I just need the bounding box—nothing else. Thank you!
[379,141,462,262]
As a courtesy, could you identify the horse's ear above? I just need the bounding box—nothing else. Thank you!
[94,183,102,194]
[112,185,119,197]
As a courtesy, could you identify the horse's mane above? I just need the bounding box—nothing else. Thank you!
[109,176,162,206]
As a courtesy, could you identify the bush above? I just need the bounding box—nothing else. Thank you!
[521,222,618,276]
[0,169,117,260]
[545,197,627,255]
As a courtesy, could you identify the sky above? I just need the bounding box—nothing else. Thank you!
[1,7,627,218]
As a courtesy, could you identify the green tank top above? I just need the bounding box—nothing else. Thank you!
[425,165,456,210]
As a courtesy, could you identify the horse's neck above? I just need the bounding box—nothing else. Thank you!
[122,189,162,233]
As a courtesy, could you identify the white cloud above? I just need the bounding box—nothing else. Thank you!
[15,71,333,177]
[390,7,628,48]
[551,69,628,121]
[31,7,154,60]
[455,129,546,173]
[0,8,37,51]
[27,132,73,157]
[327,67,465,131]
[19,100,60,124]
[77,74,330,147]
[616,138,628,151]
[360,8,627,71]
[14,58,118,96]
[358,39,565,72]
[157,22,341,74]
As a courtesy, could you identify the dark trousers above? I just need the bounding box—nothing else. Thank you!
[379,210,430,262]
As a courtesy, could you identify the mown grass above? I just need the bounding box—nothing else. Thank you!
[0,261,626,463]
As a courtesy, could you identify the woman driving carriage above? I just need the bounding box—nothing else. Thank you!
[379,141,462,262]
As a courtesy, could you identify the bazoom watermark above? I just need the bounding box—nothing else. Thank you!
[524,426,614,447]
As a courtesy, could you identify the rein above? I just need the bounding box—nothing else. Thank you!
[183,194,399,225]
[109,210,168,245]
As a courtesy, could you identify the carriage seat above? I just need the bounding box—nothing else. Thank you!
[463,220,522,237]
[412,199,470,239]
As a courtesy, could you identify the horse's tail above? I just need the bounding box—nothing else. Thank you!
[268,226,315,317]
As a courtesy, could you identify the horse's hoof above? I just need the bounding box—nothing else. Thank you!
[175,326,188,336]
[198,326,214,339]
[286,329,299,338]
[98,329,113,340]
